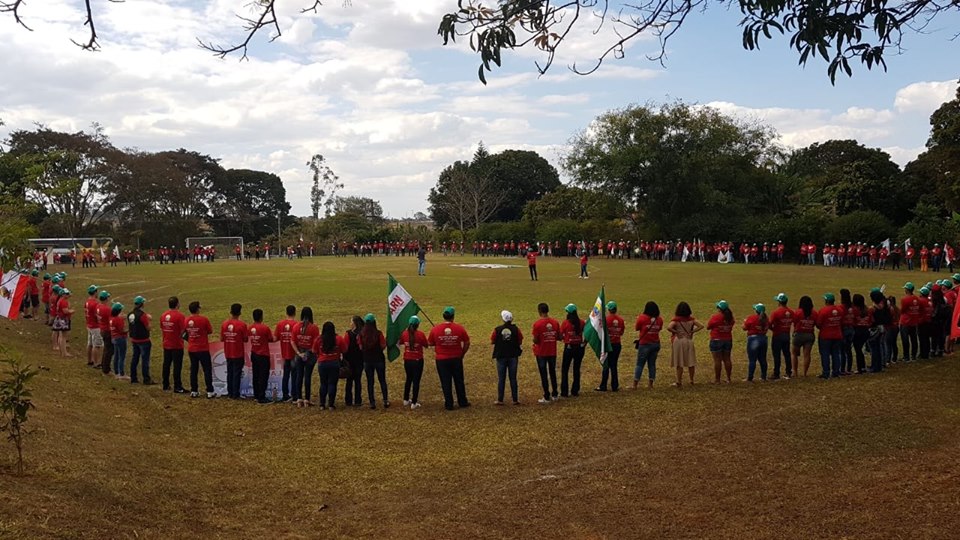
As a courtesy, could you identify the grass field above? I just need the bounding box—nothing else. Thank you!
[1,255,959,539]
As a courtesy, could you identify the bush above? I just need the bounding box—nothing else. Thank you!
[0,349,38,476]
[823,210,896,245]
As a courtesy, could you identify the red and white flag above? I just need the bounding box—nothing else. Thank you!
[0,270,28,320]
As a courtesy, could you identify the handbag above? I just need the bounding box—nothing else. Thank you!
[338,359,351,379]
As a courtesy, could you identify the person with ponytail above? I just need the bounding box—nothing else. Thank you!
[400,315,429,409]
[851,293,871,374]
[792,296,816,377]
[291,306,319,408]
[559,304,586,397]
[707,301,734,383]
[839,289,855,375]
[359,313,389,409]
[743,303,770,382]
[343,315,365,407]
[768,293,793,380]
[868,289,892,372]
[314,321,347,410]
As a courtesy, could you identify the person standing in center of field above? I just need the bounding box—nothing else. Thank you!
[184,301,216,398]
[428,306,472,410]
[667,301,703,387]
[559,304,586,397]
[343,315,365,407]
[128,296,154,385]
[249,309,275,404]
[578,251,589,279]
[160,296,187,393]
[400,316,428,409]
[274,305,297,402]
[531,303,559,403]
[359,314,389,409]
[491,310,523,405]
[633,301,663,389]
[220,303,249,399]
[768,293,793,380]
[527,247,539,281]
[596,301,624,392]
[707,301,734,384]
[417,245,427,276]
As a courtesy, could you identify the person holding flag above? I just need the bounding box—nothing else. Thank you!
[559,304,586,397]
[490,310,523,405]
[427,306,471,411]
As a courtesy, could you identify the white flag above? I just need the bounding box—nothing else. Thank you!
[881,238,891,251]
[100,247,106,260]
[904,238,912,250]
[114,246,120,258]
[681,246,689,262]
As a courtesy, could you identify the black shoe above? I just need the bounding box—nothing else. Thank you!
[130,379,139,384]
[143,380,157,386]
[257,398,271,404]
[369,404,376,410]
[459,402,471,408]
[444,405,454,411]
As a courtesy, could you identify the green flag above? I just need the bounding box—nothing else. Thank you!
[583,285,611,366]
[386,274,420,362]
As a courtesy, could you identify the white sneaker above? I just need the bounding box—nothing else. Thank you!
[206,392,216,399]
[403,400,411,406]
[537,398,551,404]
[190,391,199,398]
[413,402,421,409]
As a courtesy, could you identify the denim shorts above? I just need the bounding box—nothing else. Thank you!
[709,339,732,353]
[793,332,815,347]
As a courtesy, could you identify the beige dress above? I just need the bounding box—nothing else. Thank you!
[671,320,697,368]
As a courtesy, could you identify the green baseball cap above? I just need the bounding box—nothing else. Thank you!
[87,285,99,294]
[564,304,577,314]
[52,276,61,284]
[408,315,420,325]
[443,306,455,317]
[61,288,72,296]
[716,300,729,310]
[112,302,124,311]
[753,303,766,314]
[823,292,835,303]
[99,291,111,300]
[61,272,68,278]
[920,287,930,296]
[606,301,617,311]
[903,282,915,291]
[364,313,376,323]
[31,269,38,276]
[774,293,788,303]
[870,287,882,294]
[52,285,62,294]
[43,273,50,279]
[134,296,146,306]
[952,273,960,282]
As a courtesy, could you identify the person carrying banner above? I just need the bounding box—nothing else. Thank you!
[274,305,298,403]
[490,310,523,405]
[400,316,428,409]
[531,303,560,403]
[220,303,249,400]
[359,314,389,409]
[596,301,624,392]
[249,309,275,404]
[160,296,187,393]
[97,290,113,375]
[428,306,471,410]
[559,304,586,397]
[184,301,215,398]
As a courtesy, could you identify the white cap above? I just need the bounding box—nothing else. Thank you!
[501,310,513,323]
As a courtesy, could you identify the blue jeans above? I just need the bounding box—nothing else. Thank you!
[770,333,791,378]
[598,343,622,390]
[580,264,588,277]
[495,357,519,402]
[818,338,842,377]
[130,341,152,383]
[292,352,317,401]
[634,343,660,381]
[867,329,885,372]
[112,337,127,376]
[418,260,426,275]
[747,335,768,381]
[841,327,855,372]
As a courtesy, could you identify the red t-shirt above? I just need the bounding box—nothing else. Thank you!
[634,314,663,345]
[248,322,274,356]
[220,319,249,359]
[743,314,768,336]
[428,322,470,360]
[85,298,99,329]
[527,251,538,266]
[606,314,625,344]
[184,315,213,353]
[921,297,933,323]
[97,303,112,332]
[816,305,843,340]
[274,319,298,360]
[560,319,585,345]
[109,315,127,339]
[160,309,186,350]
[841,305,856,328]
[769,307,793,335]
[853,307,872,328]
[793,309,816,333]
[292,322,319,352]
[41,281,51,303]
[399,329,429,361]
[531,317,560,357]
[314,334,347,363]
[707,313,734,341]
[900,295,922,326]
[58,298,71,320]
[579,255,588,266]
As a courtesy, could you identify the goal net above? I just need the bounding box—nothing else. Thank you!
[185,237,245,261]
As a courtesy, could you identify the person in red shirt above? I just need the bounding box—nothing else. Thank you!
[25,269,39,320]
[400,316,429,409]
[792,296,816,377]
[291,307,320,407]
[490,310,523,405]
[559,304,586,397]
[919,245,930,272]
[768,293,793,379]
[312,320,345,410]
[96,290,113,375]
[839,289,856,375]
[109,302,128,379]
[427,306,471,410]
[850,293,872,374]
[184,301,215,398]
[274,305,298,402]
[220,303,249,399]
[54,289,75,358]
[41,273,52,325]
[743,303,769,382]
[917,286,934,360]
[899,282,921,361]
[596,301,624,392]
[531,303,560,403]
[816,293,844,378]
[249,309,276,404]
[633,301,663,389]
[359,314,389,409]
[527,248,539,281]
[343,315,365,407]
[579,253,589,279]
[706,301,734,384]
[84,285,102,367]
[160,296,187,393]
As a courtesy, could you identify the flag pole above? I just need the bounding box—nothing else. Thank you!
[418,308,437,327]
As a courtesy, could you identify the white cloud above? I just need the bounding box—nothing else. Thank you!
[894,80,958,113]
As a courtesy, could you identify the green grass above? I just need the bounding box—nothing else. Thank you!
[0,255,958,539]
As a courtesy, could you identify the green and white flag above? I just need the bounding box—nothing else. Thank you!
[386,274,420,362]
[583,285,611,366]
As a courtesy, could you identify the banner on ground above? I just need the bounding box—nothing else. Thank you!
[386,273,420,361]
[208,342,285,398]
[583,286,611,366]
[0,270,28,320]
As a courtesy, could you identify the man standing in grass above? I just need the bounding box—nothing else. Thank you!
[184,301,216,399]
[596,301,624,392]
[531,303,559,403]
[417,244,427,276]
[249,309,275,404]
[128,296,155,385]
[84,285,102,367]
[220,303,249,399]
[97,290,113,375]
[274,305,298,402]
[160,296,187,393]
[428,306,471,410]
[527,246,539,281]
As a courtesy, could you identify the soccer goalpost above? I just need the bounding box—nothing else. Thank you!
[185,237,244,261]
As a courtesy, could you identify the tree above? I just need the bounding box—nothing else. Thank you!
[906,84,960,214]
[439,0,960,84]
[210,169,292,239]
[486,149,561,222]
[307,154,343,219]
[522,186,623,230]
[429,163,507,240]
[332,196,384,225]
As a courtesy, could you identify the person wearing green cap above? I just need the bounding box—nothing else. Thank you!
[815,293,844,378]
[427,306,472,410]
[917,286,934,360]
[359,313,389,409]
[559,304,586,397]
[850,294,871,374]
[25,269,39,320]
[84,285,103,368]
[899,282,921,362]
[400,315,429,409]
[109,302,128,379]
[743,304,770,382]
[769,293,793,379]
[49,284,62,350]
[41,273,52,325]
[97,290,114,375]
[596,301,624,392]
[707,301,734,384]
[128,296,155,385]
[53,289,75,357]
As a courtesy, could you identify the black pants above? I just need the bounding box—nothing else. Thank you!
[900,326,918,360]
[436,358,469,409]
[364,362,388,406]
[189,351,214,393]
[281,358,293,400]
[100,330,114,374]
[918,323,932,359]
[529,265,537,280]
[853,328,869,373]
[251,353,270,400]
[226,357,244,398]
[933,321,946,355]
[345,357,363,405]
[318,361,340,407]
[598,343,621,391]
[404,360,424,403]
[536,355,558,400]
[561,344,585,397]
[162,348,185,391]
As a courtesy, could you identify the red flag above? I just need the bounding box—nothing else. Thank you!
[951,299,960,341]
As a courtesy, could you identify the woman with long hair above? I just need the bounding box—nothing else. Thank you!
[743,303,769,382]
[343,315,365,407]
[291,307,319,408]
[359,314,389,409]
[559,304,586,397]
[667,302,703,387]
[633,301,663,389]
[400,315,429,409]
[885,295,900,364]
[851,293,871,374]
[315,321,347,410]
[867,289,892,372]
[840,288,855,375]
[792,296,816,377]
[706,301,734,383]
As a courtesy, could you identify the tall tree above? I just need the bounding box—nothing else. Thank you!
[332,196,384,226]
[429,163,507,240]
[210,169,292,239]
[486,149,561,222]
[307,154,342,219]
[905,84,960,214]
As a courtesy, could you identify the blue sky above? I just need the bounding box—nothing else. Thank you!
[1,1,957,218]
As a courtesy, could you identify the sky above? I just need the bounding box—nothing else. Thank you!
[1,0,958,219]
